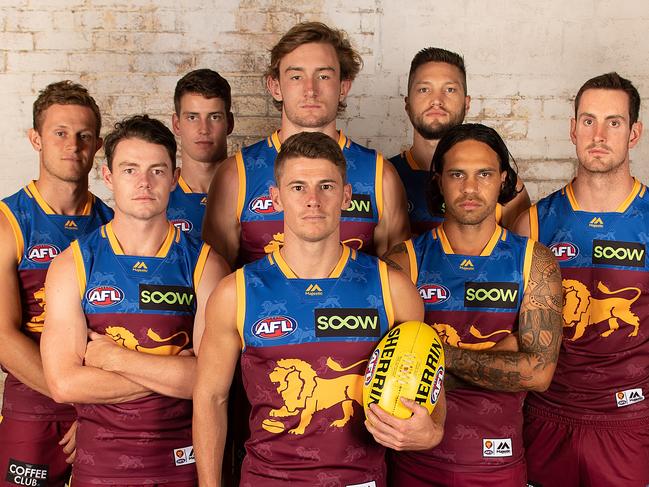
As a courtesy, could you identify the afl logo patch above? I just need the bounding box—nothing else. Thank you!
[252,316,298,339]
[171,219,193,233]
[364,349,380,386]
[550,242,579,261]
[86,286,124,307]
[26,244,60,263]
[249,195,277,214]
[418,284,450,305]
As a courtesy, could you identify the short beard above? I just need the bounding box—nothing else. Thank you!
[411,108,466,140]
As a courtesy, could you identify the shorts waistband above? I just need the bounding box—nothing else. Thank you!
[525,403,649,429]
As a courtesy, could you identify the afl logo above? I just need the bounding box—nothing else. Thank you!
[27,244,60,263]
[418,284,450,305]
[550,242,579,261]
[364,349,380,386]
[249,195,277,214]
[171,219,193,232]
[86,286,124,307]
[252,316,297,339]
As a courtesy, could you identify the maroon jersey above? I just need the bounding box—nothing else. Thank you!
[393,226,533,472]
[72,224,208,484]
[0,182,112,420]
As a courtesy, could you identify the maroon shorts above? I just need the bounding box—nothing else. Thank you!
[524,405,649,487]
[389,454,527,487]
[0,416,74,487]
[71,481,196,487]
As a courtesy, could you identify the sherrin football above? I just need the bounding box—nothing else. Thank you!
[363,320,445,419]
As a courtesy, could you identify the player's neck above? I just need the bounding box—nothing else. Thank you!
[279,117,339,143]
[572,165,635,212]
[441,218,498,256]
[178,158,222,193]
[410,133,439,171]
[279,234,344,279]
[109,213,172,257]
[34,175,90,215]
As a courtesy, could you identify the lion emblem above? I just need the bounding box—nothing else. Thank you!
[26,287,46,333]
[563,279,641,341]
[266,357,366,435]
[433,323,511,350]
[104,326,189,355]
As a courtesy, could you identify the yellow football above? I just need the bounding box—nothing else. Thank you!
[363,320,445,419]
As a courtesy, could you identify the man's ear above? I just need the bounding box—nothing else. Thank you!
[270,185,283,212]
[341,183,352,210]
[102,165,114,191]
[266,76,283,103]
[629,121,643,149]
[28,128,42,152]
[172,113,181,136]
[569,118,577,145]
[227,112,235,135]
[339,79,352,103]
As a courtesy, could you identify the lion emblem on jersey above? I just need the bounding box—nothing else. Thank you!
[563,279,641,341]
[265,357,366,435]
[104,326,190,355]
[26,287,46,333]
[433,323,511,350]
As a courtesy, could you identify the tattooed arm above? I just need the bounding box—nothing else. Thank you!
[381,241,415,283]
[444,242,562,392]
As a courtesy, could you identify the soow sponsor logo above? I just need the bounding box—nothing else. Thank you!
[315,308,380,337]
[592,240,645,267]
[342,194,373,218]
[252,316,297,339]
[139,285,195,312]
[86,286,124,307]
[550,242,579,261]
[418,284,450,305]
[464,282,519,309]
[249,195,277,214]
[26,244,60,263]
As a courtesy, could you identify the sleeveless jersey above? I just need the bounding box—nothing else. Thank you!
[71,222,210,484]
[167,175,207,239]
[526,180,649,418]
[390,150,443,234]
[238,246,393,486]
[395,225,533,472]
[238,131,383,263]
[0,181,113,421]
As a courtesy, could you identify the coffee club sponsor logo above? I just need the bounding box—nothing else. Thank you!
[315,308,380,337]
[26,244,60,263]
[5,459,48,487]
[86,286,125,307]
[592,240,645,267]
[252,316,298,340]
[418,284,450,305]
[464,282,519,309]
[249,195,277,214]
[550,242,579,262]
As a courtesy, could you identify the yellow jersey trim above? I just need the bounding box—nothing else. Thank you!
[617,178,642,212]
[404,149,419,171]
[270,131,282,152]
[271,245,351,279]
[436,226,454,254]
[329,245,351,278]
[495,203,503,224]
[337,131,347,149]
[271,249,298,279]
[529,205,539,241]
[70,240,87,300]
[193,244,211,290]
[235,268,246,350]
[156,224,177,258]
[27,181,92,215]
[480,225,503,256]
[105,222,124,255]
[177,175,192,193]
[0,201,24,263]
[235,151,246,223]
[375,152,384,222]
[565,182,579,210]
[378,260,395,329]
[523,239,534,292]
[404,239,418,285]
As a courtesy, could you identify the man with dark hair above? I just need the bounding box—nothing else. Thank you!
[515,72,649,486]
[40,115,228,486]
[384,123,562,486]
[203,21,409,266]
[0,80,113,486]
[194,131,444,486]
[170,69,234,238]
[390,47,530,233]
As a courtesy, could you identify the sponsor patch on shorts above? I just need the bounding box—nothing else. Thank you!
[615,388,645,407]
[346,482,376,487]
[6,459,48,487]
[482,438,512,457]
[173,446,195,466]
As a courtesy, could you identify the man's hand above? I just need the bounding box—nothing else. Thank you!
[364,399,443,451]
[60,420,77,464]
[84,331,123,371]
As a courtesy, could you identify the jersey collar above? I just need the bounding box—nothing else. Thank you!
[435,224,505,257]
[269,244,353,279]
[26,181,93,216]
